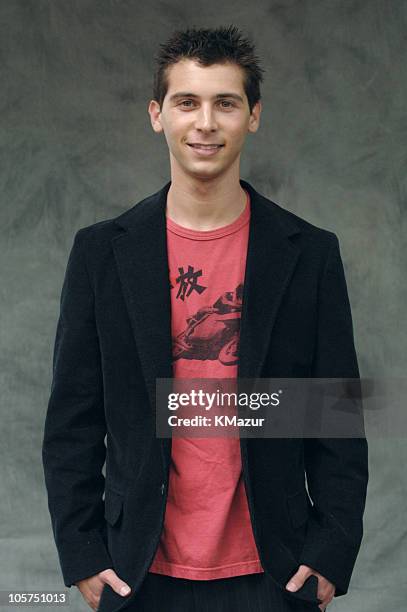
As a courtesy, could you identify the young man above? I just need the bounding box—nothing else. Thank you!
[42,26,368,612]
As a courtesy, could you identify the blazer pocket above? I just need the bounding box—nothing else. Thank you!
[286,490,309,529]
[104,488,124,526]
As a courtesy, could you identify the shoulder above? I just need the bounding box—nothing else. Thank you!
[72,189,158,248]
[255,188,339,253]
[243,179,338,246]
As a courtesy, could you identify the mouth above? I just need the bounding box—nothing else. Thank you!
[186,143,224,156]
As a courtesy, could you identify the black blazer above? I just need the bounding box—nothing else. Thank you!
[42,179,368,612]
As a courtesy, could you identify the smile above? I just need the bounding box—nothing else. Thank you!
[187,143,224,156]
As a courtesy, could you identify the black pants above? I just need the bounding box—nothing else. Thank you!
[124,571,320,612]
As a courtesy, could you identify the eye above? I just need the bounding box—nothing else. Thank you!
[219,100,234,108]
[180,100,195,107]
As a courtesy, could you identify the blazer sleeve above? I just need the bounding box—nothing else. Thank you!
[298,233,369,597]
[41,228,113,588]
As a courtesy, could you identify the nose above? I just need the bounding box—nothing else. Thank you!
[194,103,218,132]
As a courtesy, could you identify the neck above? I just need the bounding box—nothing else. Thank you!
[166,169,247,231]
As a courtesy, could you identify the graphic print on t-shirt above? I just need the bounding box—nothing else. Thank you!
[170,265,207,300]
[170,277,244,366]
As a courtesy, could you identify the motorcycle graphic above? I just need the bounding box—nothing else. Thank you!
[172,284,243,366]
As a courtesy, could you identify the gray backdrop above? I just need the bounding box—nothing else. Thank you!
[1,1,406,610]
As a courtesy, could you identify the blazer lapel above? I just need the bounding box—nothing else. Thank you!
[111,179,301,468]
[237,179,301,381]
[111,183,174,422]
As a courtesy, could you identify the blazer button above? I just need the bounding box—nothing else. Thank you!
[161,483,165,495]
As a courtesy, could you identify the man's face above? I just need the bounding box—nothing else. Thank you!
[148,59,261,181]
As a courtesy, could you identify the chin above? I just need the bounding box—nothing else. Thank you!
[187,159,227,173]
[187,167,225,181]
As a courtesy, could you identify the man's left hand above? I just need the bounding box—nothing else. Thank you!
[285,564,335,611]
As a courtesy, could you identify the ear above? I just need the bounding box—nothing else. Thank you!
[248,100,262,134]
[148,99,164,133]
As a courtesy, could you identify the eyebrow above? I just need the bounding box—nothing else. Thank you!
[169,92,244,103]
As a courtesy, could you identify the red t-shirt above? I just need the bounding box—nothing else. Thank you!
[149,189,264,580]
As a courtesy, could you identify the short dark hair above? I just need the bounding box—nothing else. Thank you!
[152,25,265,113]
